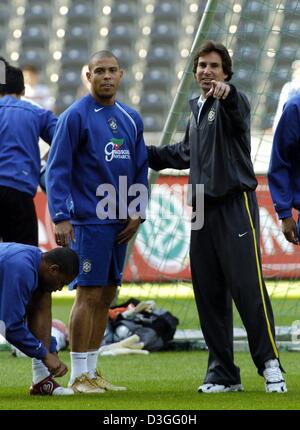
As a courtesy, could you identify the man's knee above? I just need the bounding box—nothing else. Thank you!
[75,285,116,309]
[101,285,117,308]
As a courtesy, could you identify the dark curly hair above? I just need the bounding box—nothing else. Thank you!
[0,57,25,95]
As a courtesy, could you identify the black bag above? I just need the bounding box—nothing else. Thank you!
[103,298,179,351]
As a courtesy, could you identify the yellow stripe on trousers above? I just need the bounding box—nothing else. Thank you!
[243,192,279,358]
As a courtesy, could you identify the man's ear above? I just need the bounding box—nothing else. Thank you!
[49,264,60,273]
[86,71,91,83]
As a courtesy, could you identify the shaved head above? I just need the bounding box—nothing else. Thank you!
[86,51,123,105]
[88,51,120,71]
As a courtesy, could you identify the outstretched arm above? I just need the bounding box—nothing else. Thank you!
[217,83,251,133]
[147,121,191,171]
[19,287,68,376]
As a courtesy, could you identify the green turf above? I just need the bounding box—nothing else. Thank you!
[0,351,300,410]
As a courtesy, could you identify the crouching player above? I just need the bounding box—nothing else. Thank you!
[0,242,79,395]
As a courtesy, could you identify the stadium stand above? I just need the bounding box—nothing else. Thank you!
[2,0,300,342]
[1,0,299,131]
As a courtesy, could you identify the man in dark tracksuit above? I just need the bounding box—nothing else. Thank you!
[147,41,287,393]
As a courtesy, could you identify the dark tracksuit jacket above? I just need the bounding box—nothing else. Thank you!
[148,85,279,383]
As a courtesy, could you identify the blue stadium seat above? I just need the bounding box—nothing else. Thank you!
[140,91,169,114]
[27,0,51,4]
[24,5,52,25]
[205,23,224,39]
[242,1,268,19]
[284,0,300,18]
[55,93,76,114]
[142,115,164,132]
[143,69,170,91]
[107,48,134,69]
[67,4,94,25]
[151,23,178,46]
[0,29,6,49]
[231,68,255,92]
[19,49,47,68]
[0,3,10,26]
[233,46,260,67]
[281,21,300,41]
[61,49,90,67]
[108,25,136,46]
[71,0,95,5]
[211,2,230,22]
[21,26,49,49]
[154,2,180,23]
[238,21,267,43]
[147,47,175,67]
[196,0,208,16]
[110,2,138,24]
[276,44,298,65]
[64,25,93,50]
[269,68,291,91]
[58,71,81,91]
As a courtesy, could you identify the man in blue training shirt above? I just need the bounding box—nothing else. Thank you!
[0,243,79,395]
[268,93,300,245]
[46,51,148,393]
[0,57,57,245]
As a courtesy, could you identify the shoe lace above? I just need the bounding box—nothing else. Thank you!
[95,369,121,389]
[95,370,110,386]
[264,366,283,383]
[95,369,102,378]
[76,373,98,387]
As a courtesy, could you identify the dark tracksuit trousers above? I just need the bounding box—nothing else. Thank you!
[0,185,38,246]
[190,190,279,385]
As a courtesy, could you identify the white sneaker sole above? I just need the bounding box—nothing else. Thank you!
[198,383,243,393]
[53,387,75,396]
[265,383,287,393]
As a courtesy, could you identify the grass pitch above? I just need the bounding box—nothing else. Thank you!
[1,287,300,410]
[0,350,300,410]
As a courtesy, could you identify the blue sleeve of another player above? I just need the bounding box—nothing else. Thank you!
[50,336,57,353]
[268,100,300,219]
[38,109,58,144]
[129,113,149,220]
[46,109,81,223]
[1,269,48,359]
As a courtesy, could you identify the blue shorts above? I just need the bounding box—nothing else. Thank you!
[69,224,127,289]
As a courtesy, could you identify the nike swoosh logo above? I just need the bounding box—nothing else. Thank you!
[94,108,103,112]
[238,232,248,237]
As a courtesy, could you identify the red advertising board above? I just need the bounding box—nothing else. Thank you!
[35,175,300,280]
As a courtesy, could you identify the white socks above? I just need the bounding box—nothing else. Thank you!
[70,352,88,384]
[33,351,99,385]
[32,358,50,384]
[87,350,99,379]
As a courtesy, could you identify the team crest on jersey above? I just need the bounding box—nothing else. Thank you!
[108,117,118,132]
[83,259,92,273]
[208,108,216,122]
